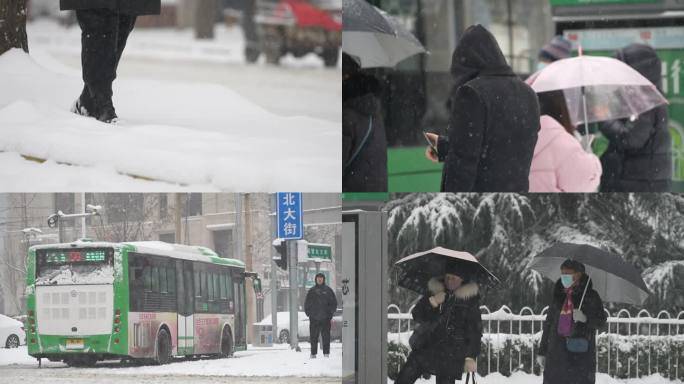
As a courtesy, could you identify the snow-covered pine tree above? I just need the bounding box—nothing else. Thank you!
[0,0,28,55]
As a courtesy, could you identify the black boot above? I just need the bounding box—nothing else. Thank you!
[94,94,118,124]
[71,86,95,117]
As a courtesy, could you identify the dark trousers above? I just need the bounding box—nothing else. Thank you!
[309,319,331,355]
[76,9,136,99]
[395,353,455,384]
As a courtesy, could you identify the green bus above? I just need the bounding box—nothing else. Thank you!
[25,240,258,366]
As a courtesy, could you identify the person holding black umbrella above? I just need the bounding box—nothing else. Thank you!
[395,263,482,384]
[537,259,607,384]
[60,0,161,123]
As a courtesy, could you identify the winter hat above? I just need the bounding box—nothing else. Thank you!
[560,258,585,273]
[539,36,572,62]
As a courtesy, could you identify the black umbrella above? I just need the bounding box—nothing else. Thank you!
[529,243,650,305]
[395,247,499,294]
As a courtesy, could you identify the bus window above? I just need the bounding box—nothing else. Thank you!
[219,273,227,299]
[151,266,160,293]
[160,266,168,293]
[208,272,215,301]
[225,273,233,300]
[167,266,176,294]
[213,273,220,302]
[194,270,201,298]
[143,265,152,291]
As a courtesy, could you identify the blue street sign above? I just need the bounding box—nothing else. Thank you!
[276,192,303,240]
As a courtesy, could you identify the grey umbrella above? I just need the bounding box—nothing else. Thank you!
[528,243,650,305]
[342,0,426,68]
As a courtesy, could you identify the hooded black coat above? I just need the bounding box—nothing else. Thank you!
[599,44,672,192]
[437,25,540,192]
[60,0,161,15]
[304,274,337,321]
[343,72,388,192]
[538,275,607,384]
[408,282,482,380]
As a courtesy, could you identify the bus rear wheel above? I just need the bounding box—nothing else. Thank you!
[155,328,172,365]
[219,327,233,358]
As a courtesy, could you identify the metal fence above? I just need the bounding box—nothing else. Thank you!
[388,304,684,380]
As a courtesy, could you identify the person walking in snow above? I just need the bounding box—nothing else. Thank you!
[528,91,602,192]
[598,44,672,192]
[537,259,607,384]
[60,0,161,123]
[424,24,540,192]
[395,264,482,384]
[304,273,337,358]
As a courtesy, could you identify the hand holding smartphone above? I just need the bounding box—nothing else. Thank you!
[423,132,439,162]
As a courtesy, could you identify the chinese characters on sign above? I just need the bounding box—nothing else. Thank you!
[276,192,303,240]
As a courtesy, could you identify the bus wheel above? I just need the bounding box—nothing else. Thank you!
[220,327,233,358]
[155,329,172,365]
[5,334,20,348]
[279,329,289,344]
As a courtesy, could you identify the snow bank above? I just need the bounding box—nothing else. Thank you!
[0,48,340,191]
[0,344,341,377]
[389,372,682,384]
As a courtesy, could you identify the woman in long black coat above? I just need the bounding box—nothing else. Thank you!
[395,269,482,384]
[538,260,607,384]
[425,24,540,192]
[598,43,671,192]
[60,0,161,123]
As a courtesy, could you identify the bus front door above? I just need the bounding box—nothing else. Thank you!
[177,260,194,355]
[233,276,246,350]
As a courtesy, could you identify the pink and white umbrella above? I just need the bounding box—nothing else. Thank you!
[527,55,668,148]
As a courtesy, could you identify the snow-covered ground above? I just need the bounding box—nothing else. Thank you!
[0,20,340,191]
[0,342,341,378]
[389,372,683,384]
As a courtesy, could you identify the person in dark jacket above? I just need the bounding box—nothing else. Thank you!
[599,43,672,192]
[537,259,607,384]
[304,273,337,358]
[343,53,388,192]
[60,0,161,123]
[395,264,482,384]
[424,24,540,192]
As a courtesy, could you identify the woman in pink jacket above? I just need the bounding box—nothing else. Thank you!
[529,91,602,192]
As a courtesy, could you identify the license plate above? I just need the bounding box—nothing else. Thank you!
[65,339,84,350]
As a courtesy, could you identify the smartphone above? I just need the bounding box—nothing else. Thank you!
[423,132,438,156]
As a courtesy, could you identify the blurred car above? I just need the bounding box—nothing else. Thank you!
[252,0,341,66]
[257,310,341,343]
[0,314,25,348]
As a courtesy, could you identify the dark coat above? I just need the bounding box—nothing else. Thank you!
[60,0,161,15]
[599,44,671,192]
[438,24,540,192]
[343,73,388,192]
[304,278,337,322]
[539,275,607,384]
[409,282,482,380]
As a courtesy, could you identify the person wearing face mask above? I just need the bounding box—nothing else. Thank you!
[537,259,607,384]
[395,264,482,384]
[536,36,572,72]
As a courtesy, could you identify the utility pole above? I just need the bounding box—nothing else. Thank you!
[270,194,278,345]
[174,194,182,244]
[287,239,299,351]
[81,193,86,238]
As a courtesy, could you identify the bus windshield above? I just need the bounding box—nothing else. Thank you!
[35,248,115,286]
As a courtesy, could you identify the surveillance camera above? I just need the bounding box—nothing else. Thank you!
[47,214,59,228]
[86,204,102,214]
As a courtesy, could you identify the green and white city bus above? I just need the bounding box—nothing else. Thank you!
[25,240,258,366]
